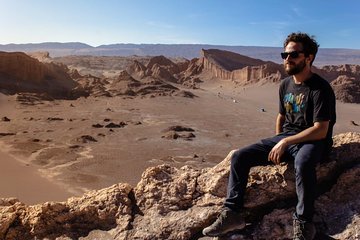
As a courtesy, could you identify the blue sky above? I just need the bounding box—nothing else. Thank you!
[1,0,360,49]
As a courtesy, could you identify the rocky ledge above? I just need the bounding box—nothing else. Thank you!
[1,132,359,240]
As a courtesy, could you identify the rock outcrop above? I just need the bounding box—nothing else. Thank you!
[0,184,133,239]
[320,64,360,80]
[0,51,86,99]
[71,55,196,98]
[26,51,52,63]
[127,55,186,83]
[75,70,180,98]
[313,64,360,103]
[1,132,359,240]
[126,60,147,79]
[330,75,360,103]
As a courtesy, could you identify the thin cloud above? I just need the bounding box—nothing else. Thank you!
[146,21,175,29]
[153,34,202,44]
[291,7,303,17]
[249,21,290,29]
[335,29,353,37]
[186,13,206,20]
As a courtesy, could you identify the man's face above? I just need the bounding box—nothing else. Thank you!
[283,41,306,75]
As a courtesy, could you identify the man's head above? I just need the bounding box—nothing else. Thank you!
[282,32,319,75]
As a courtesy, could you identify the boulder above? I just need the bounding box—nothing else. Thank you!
[0,184,133,240]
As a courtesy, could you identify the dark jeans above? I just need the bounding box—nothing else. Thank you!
[224,132,326,222]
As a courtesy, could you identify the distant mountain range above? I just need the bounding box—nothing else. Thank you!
[1,42,360,66]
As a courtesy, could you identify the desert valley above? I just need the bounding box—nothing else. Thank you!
[0,47,359,239]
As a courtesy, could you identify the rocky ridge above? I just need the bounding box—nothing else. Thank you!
[1,132,359,240]
[68,55,199,98]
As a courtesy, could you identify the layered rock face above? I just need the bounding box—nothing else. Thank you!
[1,132,359,240]
[0,52,85,99]
[0,52,47,83]
[201,49,285,83]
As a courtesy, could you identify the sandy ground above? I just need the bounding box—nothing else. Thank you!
[0,81,359,204]
[0,149,72,204]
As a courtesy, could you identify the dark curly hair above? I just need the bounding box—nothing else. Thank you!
[283,32,319,65]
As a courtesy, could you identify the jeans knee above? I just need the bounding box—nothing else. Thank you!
[230,148,249,168]
[294,160,306,174]
[230,150,240,166]
[294,158,316,177]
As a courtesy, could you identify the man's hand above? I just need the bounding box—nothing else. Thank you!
[268,139,288,165]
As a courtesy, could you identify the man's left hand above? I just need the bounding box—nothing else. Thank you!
[268,139,288,165]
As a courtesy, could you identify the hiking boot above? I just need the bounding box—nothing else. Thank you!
[293,215,316,240]
[202,209,246,237]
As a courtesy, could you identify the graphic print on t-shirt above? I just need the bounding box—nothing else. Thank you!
[284,92,305,113]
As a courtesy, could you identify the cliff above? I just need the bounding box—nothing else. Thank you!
[200,49,286,84]
[1,132,359,240]
[0,52,86,99]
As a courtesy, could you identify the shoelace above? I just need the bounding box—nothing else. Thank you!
[213,211,227,229]
[293,219,306,239]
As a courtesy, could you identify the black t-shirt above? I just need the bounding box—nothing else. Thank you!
[279,73,336,149]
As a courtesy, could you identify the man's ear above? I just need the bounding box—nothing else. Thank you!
[306,54,314,65]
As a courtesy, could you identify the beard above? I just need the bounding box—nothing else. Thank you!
[284,59,306,75]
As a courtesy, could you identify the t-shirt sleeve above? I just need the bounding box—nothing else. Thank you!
[312,88,331,122]
[279,80,286,115]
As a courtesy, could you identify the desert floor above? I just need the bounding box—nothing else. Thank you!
[0,80,359,204]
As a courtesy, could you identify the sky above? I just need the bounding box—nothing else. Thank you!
[1,0,360,49]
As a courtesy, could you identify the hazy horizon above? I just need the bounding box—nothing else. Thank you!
[2,42,360,51]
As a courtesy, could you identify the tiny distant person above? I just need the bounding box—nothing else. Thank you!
[202,32,336,240]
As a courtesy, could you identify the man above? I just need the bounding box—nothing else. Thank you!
[202,32,336,240]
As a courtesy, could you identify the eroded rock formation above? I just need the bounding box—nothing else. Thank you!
[314,64,360,103]
[74,56,190,98]
[1,132,359,240]
[200,49,286,84]
[330,75,360,103]
[0,52,86,99]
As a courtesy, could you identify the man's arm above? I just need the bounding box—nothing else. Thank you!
[276,113,285,134]
[268,121,329,164]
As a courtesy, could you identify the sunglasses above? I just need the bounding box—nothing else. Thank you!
[280,51,304,59]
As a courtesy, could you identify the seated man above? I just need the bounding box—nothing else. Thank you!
[202,32,336,240]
